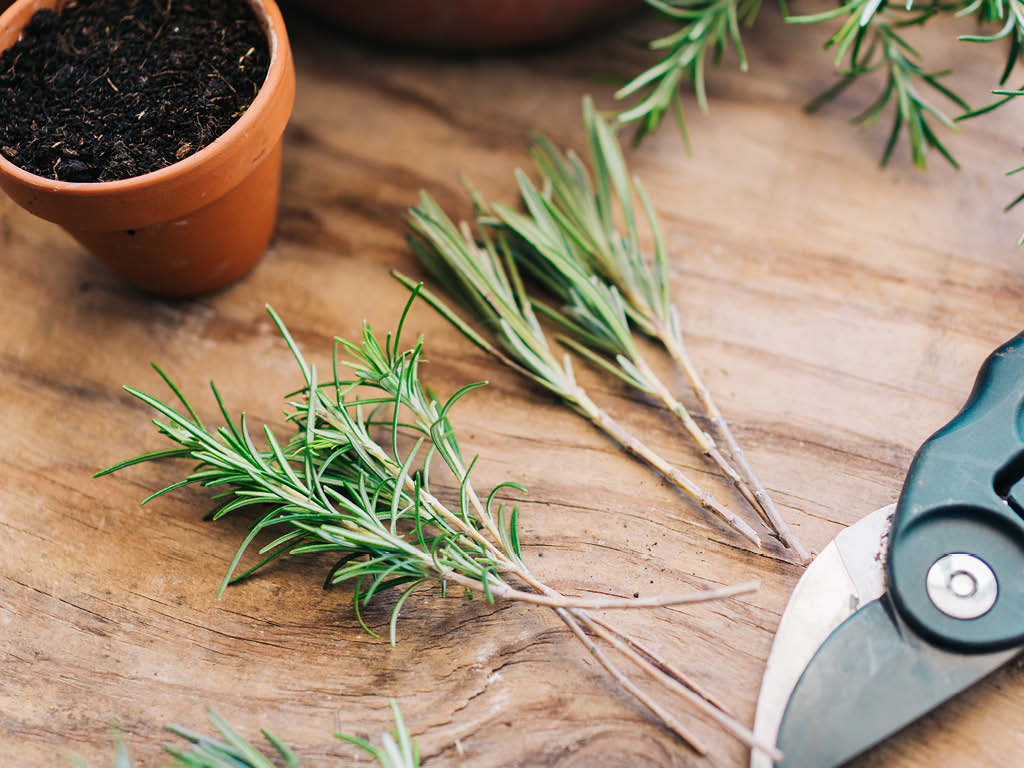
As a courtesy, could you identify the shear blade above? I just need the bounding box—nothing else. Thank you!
[751,504,894,768]
[752,503,1019,767]
[774,594,1017,767]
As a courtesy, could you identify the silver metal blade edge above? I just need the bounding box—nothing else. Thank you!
[750,503,895,768]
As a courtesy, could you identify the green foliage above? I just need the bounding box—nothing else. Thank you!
[97,297,527,645]
[403,98,809,557]
[616,0,764,145]
[790,1,969,170]
[65,701,418,768]
[957,0,1024,88]
[400,168,771,548]
[405,190,592,408]
[618,0,1024,172]
[999,144,1024,243]
[521,97,680,352]
[96,289,774,752]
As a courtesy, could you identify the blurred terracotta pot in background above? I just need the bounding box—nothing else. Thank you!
[285,0,641,50]
[0,0,295,297]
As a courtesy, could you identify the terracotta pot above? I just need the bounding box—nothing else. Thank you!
[284,0,641,50]
[0,0,296,297]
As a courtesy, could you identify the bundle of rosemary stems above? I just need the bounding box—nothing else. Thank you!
[100,295,776,759]
[397,97,807,562]
[68,702,418,768]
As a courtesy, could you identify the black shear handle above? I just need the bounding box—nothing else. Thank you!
[887,332,1024,652]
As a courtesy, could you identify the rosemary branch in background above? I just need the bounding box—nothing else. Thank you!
[505,98,808,562]
[400,197,762,548]
[956,0,1024,88]
[789,0,970,170]
[97,298,776,758]
[615,0,764,145]
[1002,137,1024,244]
[66,701,418,768]
[617,0,1024,173]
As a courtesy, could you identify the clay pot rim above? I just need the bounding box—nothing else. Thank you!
[0,0,287,196]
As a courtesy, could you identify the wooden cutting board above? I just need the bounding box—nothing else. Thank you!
[2,7,1022,767]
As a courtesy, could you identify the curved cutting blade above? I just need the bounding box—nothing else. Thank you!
[750,504,895,768]
[774,594,1019,767]
[752,503,1021,767]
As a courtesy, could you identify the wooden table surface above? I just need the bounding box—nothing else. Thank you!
[3,6,1023,767]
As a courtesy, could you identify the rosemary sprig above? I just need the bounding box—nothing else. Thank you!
[65,700,418,768]
[402,194,763,548]
[998,142,1024,244]
[492,175,776,537]
[618,0,1024,172]
[505,99,808,561]
[957,0,1024,89]
[97,298,776,758]
[789,3,969,170]
[616,0,764,144]
[497,159,769,534]
[954,0,1024,241]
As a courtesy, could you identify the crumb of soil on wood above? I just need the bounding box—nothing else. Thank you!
[0,0,270,182]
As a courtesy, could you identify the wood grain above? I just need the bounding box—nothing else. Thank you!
[2,6,1023,767]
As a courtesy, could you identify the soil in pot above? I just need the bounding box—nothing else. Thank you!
[0,0,270,182]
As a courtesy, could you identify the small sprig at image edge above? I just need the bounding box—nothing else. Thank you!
[63,700,420,768]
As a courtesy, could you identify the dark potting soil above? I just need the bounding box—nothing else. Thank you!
[0,0,270,182]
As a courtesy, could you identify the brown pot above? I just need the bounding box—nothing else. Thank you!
[285,0,641,51]
[0,0,296,297]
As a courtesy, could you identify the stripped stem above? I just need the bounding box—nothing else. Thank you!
[573,609,782,762]
[657,327,810,563]
[442,571,759,610]
[577,390,762,548]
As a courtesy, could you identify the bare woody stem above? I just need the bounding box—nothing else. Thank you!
[655,327,810,563]
[574,390,762,548]
[539,593,707,750]
[415,450,759,753]
[444,571,758,610]
[556,605,709,752]
[632,355,772,530]
[469,496,757,752]
[497,552,743,715]
[572,609,782,761]
[422,487,761,752]
[513,565,771,755]
[584,613,736,718]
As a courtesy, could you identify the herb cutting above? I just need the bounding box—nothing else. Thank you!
[98,296,776,759]
[397,99,805,559]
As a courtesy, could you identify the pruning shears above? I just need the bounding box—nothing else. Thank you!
[751,332,1024,767]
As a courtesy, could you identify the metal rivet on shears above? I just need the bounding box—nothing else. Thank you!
[926,553,998,620]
